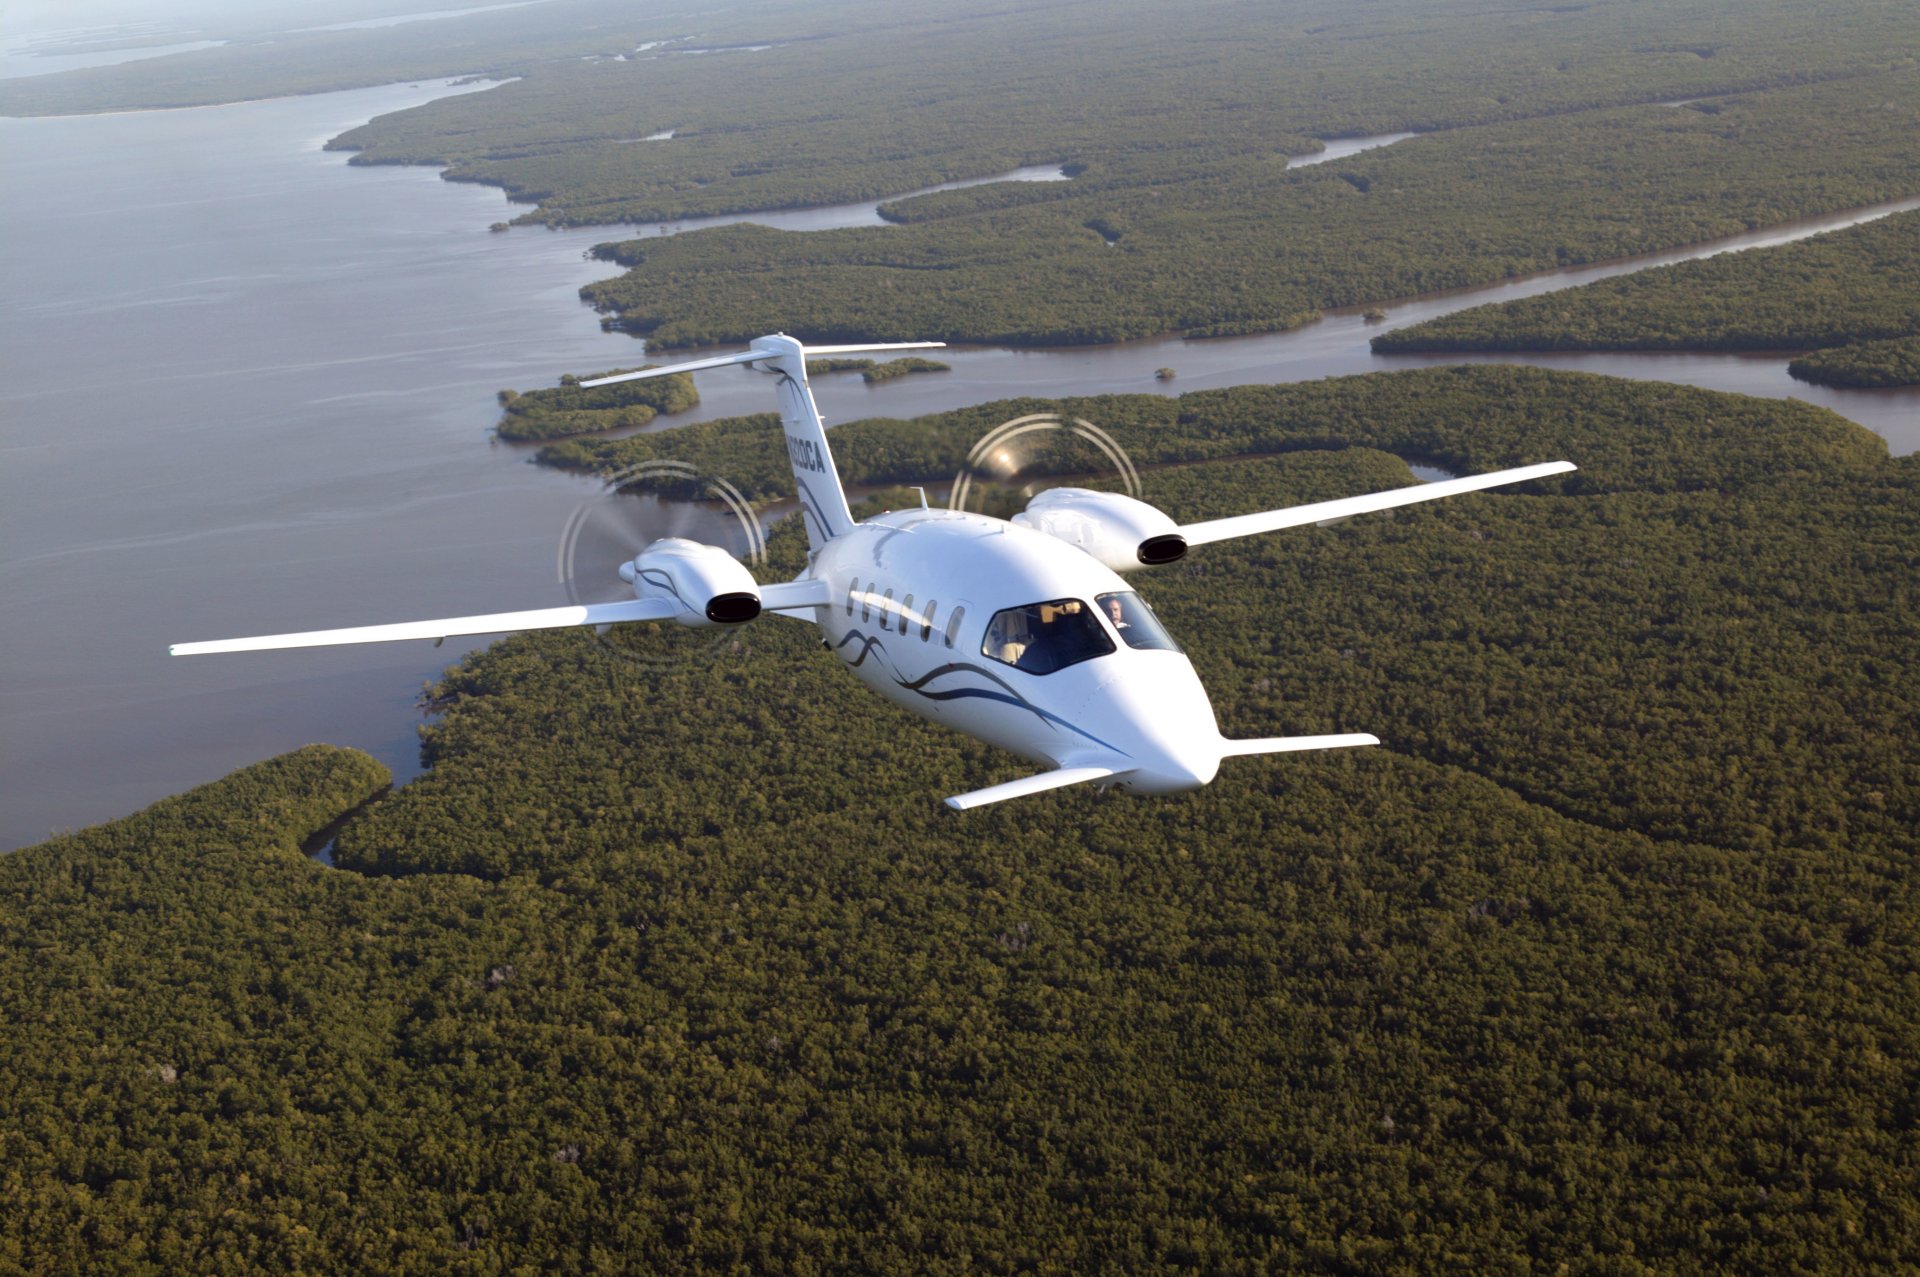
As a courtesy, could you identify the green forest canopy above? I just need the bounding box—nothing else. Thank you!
[20,0,1876,123]
[9,2,1919,1266]
[9,2,1917,350]
[572,71,1920,347]
[1790,332,1920,388]
[494,367,698,443]
[0,0,730,117]
[6,369,1916,1272]
[319,0,1920,228]
[1374,208,1920,387]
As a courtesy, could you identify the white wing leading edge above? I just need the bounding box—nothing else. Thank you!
[945,766,1117,811]
[577,341,944,390]
[1179,460,1576,548]
[172,575,841,655]
[170,598,681,656]
[1220,733,1381,756]
[944,734,1382,809]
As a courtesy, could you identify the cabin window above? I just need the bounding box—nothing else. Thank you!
[861,582,872,623]
[882,588,895,631]
[981,599,1115,675]
[921,600,937,641]
[1095,591,1183,653]
[901,594,914,636]
[845,579,857,617]
[944,605,966,649]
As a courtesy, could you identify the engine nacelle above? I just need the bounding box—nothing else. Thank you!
[1011,488,1187,571]
[619,538,760,625]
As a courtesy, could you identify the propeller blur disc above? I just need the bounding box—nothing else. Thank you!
[555,460,765,667]
[948,413,1142,520]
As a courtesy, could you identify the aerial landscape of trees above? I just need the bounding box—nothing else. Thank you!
[5,0,1919,1269]
[317,0,1918,228]
[6,371,1916,1271]
[571,72,1920,348]
[531,365,1882,507]
[1790,333,1920,387]
[857,357,951,383]
[0,0,722,117]
[1375,209,1920,386]
[305,0,1920,350]
[12,3,1915,351]
[495,367,698,442]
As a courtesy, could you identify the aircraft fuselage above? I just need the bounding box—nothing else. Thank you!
[813,508,1224,794]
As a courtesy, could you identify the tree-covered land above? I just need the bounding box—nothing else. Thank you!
[576,70,1920,348]
[320,0,1918,228]
[493,367,697,443]
[7,371,1917,1271]
[10,2,1918,352]
[1791,333,1920,388]
[535,365,1883,507]
[861,357,950,384]
[0,0,755,118]
[1374,208,1920,385]
[303,0,1920,351]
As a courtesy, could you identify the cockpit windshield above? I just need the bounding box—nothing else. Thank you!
[981,598,1115,675]
[1094,591,1182,653]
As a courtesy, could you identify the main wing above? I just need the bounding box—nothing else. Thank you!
[172,576,838,656]
[1179,460,1575,548]
[171,598,680,655]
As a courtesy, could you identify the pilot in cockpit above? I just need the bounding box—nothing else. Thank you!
[986,599,1115,674]
[992,610,1031,664]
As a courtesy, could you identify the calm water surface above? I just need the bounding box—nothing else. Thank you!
[1289,133,1416,167]
[2,84,1913,847]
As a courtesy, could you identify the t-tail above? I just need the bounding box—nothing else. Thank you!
[579,333,944,551]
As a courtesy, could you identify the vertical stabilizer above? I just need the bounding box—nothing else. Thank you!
[577,332,943,552]
[750,334,855,550]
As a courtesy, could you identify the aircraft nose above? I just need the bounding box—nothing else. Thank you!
[1131,739,1221,794]
[1077,658,1223,793]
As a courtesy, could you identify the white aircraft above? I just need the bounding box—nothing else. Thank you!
[175,333,1574,810]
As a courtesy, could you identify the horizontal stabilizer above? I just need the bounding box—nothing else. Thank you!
[579,352,768,388]
[945,765,1115,811]
[1220,733,1380,756]
[579,340,946,389]
[802,342,947,356]
[1181,461,1576,548]
[172,598,678,655]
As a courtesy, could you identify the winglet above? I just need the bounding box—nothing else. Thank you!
[944,765,1115,811]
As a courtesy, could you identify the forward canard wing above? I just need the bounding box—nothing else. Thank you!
[1220,733,1380,756]
[943,734,1382,810]
[944,765,1118,811]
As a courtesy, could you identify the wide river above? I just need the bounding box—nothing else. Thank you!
[2,80,1915,848]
